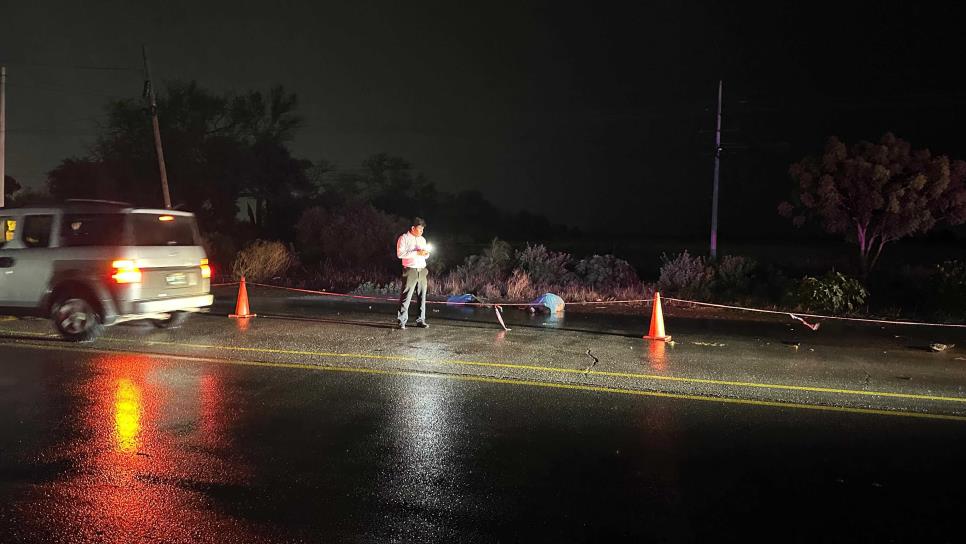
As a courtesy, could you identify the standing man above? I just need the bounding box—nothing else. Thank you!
[396,217,431,329]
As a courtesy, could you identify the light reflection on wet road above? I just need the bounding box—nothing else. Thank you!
[1,353,266,543]
[1,343,965,542]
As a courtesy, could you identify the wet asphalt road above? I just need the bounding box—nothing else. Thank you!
[2,290,966,542]
[1,340,965,542]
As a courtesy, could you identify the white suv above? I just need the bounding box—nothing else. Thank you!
[0,201,213,341]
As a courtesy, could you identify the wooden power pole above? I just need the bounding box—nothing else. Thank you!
[142,46,172,208]
[1,66,6,208]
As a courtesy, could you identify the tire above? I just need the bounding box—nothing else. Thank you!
[151,311,190,329]
[52,296,105,342]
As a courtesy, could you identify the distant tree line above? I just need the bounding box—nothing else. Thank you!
[6,81,571,250]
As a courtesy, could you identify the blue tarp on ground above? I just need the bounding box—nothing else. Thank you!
[446,294,481,304]
[530,293,565,313]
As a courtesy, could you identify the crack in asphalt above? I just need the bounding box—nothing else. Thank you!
[583,349,600,374]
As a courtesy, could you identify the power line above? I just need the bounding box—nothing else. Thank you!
[7,82,135,99]
[5,114,107,134]
[5,128,99,135]
[0,60,141,73]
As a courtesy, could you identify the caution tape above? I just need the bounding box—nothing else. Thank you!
[663,297,966,329]
[211,281,966,330]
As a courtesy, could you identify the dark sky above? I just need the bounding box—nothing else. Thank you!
[3,1,965,238]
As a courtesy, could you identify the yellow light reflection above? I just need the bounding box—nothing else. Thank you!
[114,378,142,453]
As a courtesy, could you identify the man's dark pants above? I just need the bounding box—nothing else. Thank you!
[397,267,428,326]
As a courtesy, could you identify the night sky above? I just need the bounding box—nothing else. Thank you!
[3,1,964,239]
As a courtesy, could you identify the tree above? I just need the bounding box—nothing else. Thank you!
[232,85,312,237]
[47,81,312,237]
[779,133,966,273]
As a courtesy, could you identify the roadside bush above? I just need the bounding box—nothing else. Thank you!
[505,269,536,301]
[295,204,406,273]
[755,265,794,307]
[795,271,868,314]
[657,250,714,300]
[516,244,576,287]
[576,254,639,291]
[714,255,758,300]
[480,282,503,300]
[441,238,514,295]
[932,260,966,317]
[231,240,296,282]
[435,242,644,302]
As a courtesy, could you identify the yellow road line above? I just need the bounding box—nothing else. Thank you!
[2,338,965,422]
[93,335,966,405]
[3,327,966,405]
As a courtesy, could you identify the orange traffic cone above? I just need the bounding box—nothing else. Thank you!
[229,276,257,318]
[643,291,671,341]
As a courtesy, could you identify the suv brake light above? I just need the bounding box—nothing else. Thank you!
[200,258,212,279]
[112,260,142,284]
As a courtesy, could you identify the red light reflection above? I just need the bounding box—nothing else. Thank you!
[645,340,668,371]
[27,355,259,541]
[234,316,253,332]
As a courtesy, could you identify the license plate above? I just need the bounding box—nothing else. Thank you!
[165,272,188,286]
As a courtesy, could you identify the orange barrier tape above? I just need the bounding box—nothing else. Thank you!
[212,281,966,329]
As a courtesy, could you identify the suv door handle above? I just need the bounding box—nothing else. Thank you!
[0,257,15,268]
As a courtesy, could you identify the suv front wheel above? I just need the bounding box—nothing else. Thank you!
[52,296,105,342]
[151,311,190,329]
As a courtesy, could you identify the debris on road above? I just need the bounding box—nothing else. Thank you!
[789,313,821,331]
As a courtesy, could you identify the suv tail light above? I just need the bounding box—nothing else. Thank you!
[200,259,212,279]
[112,260,142,284]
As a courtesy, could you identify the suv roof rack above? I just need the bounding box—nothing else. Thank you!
[64,199,132,206]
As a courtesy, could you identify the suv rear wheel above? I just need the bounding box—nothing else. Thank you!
[52,296,105,342]
[151,311,190,329]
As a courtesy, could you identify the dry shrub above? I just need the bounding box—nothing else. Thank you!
[434,273,466,296]
[481,282,503,300]
[516,244,576,287]
[505,269,535,301]
[557,285,603,303]
[575,254,639,291]
[442,238,514,294]
[231,239,295,281]
[657,250,714,300]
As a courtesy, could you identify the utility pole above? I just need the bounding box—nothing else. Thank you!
[1,66,6,208]
[709,80,722,259]
[142,45,171,208]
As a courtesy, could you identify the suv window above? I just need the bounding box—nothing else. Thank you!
[23,215,54,248]
[0,217,17,247]
[131,214,199,246]
[61,213,126,247]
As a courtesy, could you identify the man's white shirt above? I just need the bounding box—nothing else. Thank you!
[397,232,428,269]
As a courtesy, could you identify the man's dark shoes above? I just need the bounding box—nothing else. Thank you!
[414,321,429,328]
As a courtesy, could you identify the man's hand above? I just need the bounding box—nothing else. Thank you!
[416,249,430,256]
